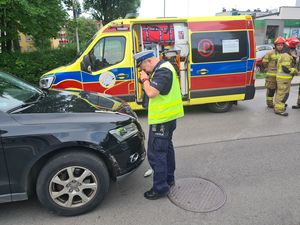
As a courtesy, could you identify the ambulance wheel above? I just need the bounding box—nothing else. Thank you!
[207,102,233,113]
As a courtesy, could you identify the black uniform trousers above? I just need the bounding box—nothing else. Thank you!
[147,119,176,194]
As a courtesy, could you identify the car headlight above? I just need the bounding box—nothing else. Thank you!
[109,123,139,142]
[39,76,54,89]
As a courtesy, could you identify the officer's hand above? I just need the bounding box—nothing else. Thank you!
[140,70,148,80]
[282,66,291,74]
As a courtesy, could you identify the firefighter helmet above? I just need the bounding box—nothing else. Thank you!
[285,37,300,49]
[274,36,285,45]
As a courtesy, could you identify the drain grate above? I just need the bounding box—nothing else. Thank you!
[168,177,226,212]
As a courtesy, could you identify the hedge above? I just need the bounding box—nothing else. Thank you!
[0,47,77,85]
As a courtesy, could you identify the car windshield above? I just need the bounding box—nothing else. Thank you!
[0,71,43,112]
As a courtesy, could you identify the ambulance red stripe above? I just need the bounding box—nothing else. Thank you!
[188,20,251,32]
[103,24,130,33]
[190,73,246,90]
[83,81,132,95]
[52,80,82,90]
[248,30,255,58]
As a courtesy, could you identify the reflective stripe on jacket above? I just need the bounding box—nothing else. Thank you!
[277,53,294,80]
[262,49,281,76]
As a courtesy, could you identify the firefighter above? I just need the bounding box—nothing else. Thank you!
[262,36,285,108]
[274,37,300,116]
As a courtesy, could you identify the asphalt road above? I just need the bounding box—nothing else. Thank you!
[1,86,300,225]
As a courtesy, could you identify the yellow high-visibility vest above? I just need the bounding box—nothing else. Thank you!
[148,61,184,125]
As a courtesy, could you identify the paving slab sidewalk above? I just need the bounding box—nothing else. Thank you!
[255,76,300,89]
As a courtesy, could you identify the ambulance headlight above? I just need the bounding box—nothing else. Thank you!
[39,76,54,89]
[109,123,139,142]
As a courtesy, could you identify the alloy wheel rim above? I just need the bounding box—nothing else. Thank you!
[49,166,98,208]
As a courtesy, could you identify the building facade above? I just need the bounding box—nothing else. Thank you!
[216,6,300,46]
[254,6,300,45]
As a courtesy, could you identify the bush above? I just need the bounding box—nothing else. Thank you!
[255,72,266,79]
[0,47,77,85]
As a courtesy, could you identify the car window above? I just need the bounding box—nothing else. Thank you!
[257,47,264,51]
[256,45,274,52]
[191,31,248,63]
[0,72,42,112]
[82,36,126,72]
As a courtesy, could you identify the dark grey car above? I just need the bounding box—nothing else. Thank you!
[0,71,145,216]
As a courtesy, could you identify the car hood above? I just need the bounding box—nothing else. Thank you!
[15,89,137,118]
[11,111,132,126]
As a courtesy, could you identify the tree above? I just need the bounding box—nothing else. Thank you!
[65,17,98,48]
[0,0,67,52]
[83,0,140,25]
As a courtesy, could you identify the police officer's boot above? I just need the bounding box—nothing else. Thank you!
[275,111,289,116]
[292,104,300,109]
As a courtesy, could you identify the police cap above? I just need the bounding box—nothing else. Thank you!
[133,50,156,67]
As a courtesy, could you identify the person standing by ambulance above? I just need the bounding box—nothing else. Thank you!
[274,37,300,116]
[133,50,184,200]
[262,37,285,108]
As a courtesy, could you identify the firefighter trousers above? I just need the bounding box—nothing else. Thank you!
[265,75,277,107]
[274,78,292,113]
[147,120,176,194]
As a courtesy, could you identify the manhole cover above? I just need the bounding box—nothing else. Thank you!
[168,177,226,212]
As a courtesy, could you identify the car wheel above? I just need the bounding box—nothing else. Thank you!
[207,102,233,113]
[36,151,109,216]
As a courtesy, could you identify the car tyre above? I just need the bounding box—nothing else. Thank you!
[207,102,233,113]
[36,151,109,216]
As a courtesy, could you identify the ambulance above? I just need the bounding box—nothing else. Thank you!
[40,15,256,112]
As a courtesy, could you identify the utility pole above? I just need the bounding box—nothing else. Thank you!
[164,0,166,17]
[72,0,80,54]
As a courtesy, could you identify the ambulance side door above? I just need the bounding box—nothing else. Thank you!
[189,30,248,98]
[80,33,135,102]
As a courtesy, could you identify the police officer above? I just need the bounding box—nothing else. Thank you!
[274,37,300,116]
[133,50,184,200]
[262,36,285,108]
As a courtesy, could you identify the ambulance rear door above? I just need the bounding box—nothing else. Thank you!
[132,21,190,106]
[189,20,249,103]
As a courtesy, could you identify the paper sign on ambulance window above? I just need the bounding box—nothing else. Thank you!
[222,39,239,53]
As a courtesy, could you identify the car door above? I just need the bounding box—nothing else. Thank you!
[0,111,11,202]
